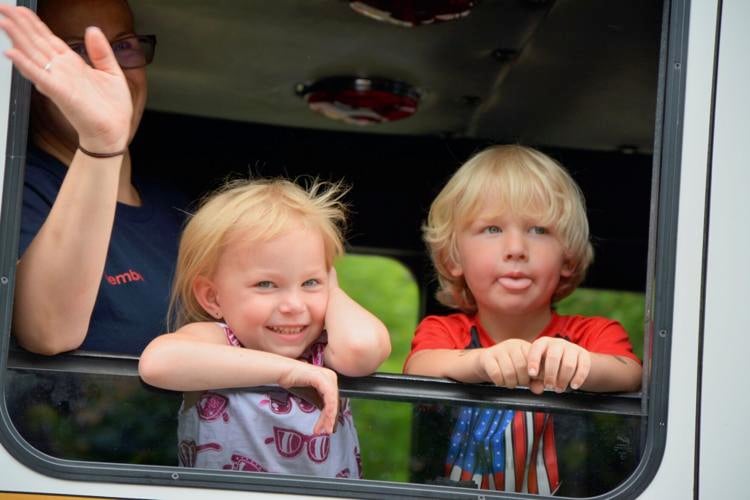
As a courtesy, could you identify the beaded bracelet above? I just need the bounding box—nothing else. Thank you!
[78,145,127,158]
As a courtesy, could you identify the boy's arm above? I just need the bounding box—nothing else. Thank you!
[405,339,533,388]
[138,322,339,434]
[405,348,486,382]
[323,269,391,377]
[580,353,642,392]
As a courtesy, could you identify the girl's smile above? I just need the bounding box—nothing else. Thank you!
[198,224,330,359]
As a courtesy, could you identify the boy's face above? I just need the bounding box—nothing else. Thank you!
[449,202,573,319]
[196,225,330,359]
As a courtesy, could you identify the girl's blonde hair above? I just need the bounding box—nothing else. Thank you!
[424,145,594,313]
[168,177,348,329]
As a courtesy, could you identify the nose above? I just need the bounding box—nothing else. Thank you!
[278,289,305,314]
[503,229,528,262]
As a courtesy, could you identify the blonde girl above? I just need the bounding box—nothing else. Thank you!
[139,178,390,477]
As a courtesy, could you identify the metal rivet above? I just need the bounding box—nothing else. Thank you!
[0,276,8,285]
[658,329,667,338]
[171,472,180,480]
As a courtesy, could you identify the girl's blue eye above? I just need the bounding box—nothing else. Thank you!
[484,225,501,234]
[256,281,274,288]
[530,226,547,235]
[302,279,320,287]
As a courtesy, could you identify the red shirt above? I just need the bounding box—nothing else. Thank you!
[405,312,640,368]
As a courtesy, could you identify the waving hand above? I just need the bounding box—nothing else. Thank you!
[0,5,132,152]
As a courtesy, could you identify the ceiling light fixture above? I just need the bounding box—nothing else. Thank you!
[296,76,420,126]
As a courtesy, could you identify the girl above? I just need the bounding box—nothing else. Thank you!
[139,178,391,478]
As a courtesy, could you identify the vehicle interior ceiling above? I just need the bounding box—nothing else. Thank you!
[128,0,663,315]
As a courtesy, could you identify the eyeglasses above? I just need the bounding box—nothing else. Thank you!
[268,426,330,462]
[67,34,157,70]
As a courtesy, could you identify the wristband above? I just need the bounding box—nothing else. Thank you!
[78,145,127,158]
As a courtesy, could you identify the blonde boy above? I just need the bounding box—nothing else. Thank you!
[404,145,641,492]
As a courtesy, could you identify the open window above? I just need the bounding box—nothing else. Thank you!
[0,0,686,497]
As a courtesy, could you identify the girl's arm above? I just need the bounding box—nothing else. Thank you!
[323,269,391,377]
[139,322,340,434]
[139,322,325,391]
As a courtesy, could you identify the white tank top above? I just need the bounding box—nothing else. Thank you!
[177,324,362,478]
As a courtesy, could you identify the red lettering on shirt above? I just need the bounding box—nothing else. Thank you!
[104,269,145,286]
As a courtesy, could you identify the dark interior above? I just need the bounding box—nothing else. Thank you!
[128,0,663,313]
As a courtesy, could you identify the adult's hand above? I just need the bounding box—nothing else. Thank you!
[0,5,132,152]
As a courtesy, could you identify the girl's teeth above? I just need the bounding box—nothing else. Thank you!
[271,326,303,334]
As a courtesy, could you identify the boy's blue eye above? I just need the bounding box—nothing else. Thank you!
[302,278,320,287]
[483,225,501,234]
[529,226,547,235]
[255,281,275,289]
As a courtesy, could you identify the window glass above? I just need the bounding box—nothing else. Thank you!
[0,0,671,496]
[335,254,419,372]
[6,367,641,496]
[336,254,418,481]
[5,370,179,465]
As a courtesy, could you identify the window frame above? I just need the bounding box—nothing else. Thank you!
[0,0,690,497]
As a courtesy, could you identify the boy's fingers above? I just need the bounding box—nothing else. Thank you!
[510,348,530,387]
[529,379,545,394]
[543,344,563,389]
[556,349,579,391]
[570,353,591,390]
[483,357,504,386]
[526,341,544,377]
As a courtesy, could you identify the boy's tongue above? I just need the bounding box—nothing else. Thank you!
[498,276,532,290]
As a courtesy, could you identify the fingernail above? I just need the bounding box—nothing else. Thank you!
[529,368,537,376]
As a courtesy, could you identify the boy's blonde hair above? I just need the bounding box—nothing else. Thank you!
[169,178,348,329]
[424,145,593,313]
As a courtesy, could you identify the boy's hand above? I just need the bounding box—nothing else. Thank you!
[278,364,339,435]
[527,337,591,394]
[476,339,532,388]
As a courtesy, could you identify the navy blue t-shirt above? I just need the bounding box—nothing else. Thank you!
[19,148,187,355]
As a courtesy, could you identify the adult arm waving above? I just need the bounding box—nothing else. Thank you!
[0,2,137,354]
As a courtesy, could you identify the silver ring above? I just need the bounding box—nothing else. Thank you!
[43,61,52,72]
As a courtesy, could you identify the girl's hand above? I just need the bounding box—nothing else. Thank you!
[527,337,591,394]
[327,266,340,290]
[476,338,532,388]
[0,6,132,152]
[278,364,339,435]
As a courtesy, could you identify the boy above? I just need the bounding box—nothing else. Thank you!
[404,145,641,493]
